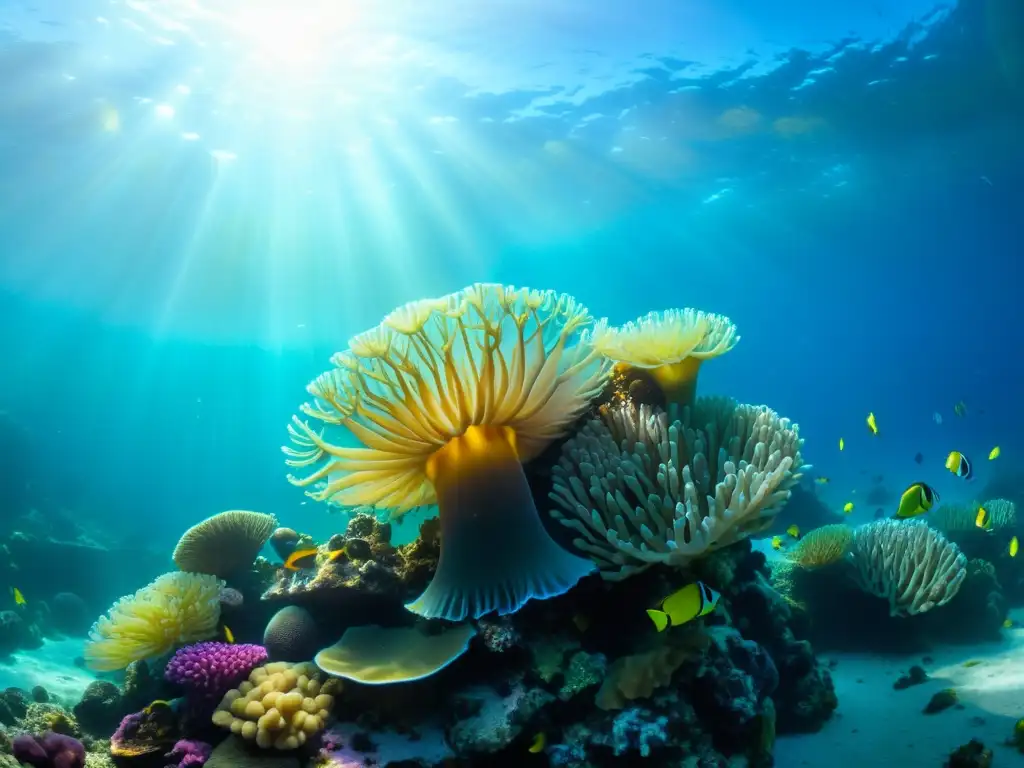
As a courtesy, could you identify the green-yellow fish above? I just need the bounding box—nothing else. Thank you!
[647,582,720,632]
[895,482,939,519]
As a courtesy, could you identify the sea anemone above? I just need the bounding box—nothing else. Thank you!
[787,524,854,569]
[84,572,224,671]
[592,309,738,407]
[549,399,804,579]
[283,283,608,621]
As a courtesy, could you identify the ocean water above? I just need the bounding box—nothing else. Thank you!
[0,0,1022,766]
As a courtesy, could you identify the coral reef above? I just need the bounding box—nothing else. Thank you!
[11,732,85,768]
[173,511,278,579]
[165,642,269,701]
[72,682,126,736]
[787,524,853,569]
[263,606,321,663]
[164,739,212,768]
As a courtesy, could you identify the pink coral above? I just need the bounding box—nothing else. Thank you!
[164,641,267,699]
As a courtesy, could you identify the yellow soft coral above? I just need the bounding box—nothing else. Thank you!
[84,572,224,671]
[592,309,739,407]
[787,524,854,569]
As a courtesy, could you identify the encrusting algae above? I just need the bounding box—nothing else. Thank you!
[283,283,608,621]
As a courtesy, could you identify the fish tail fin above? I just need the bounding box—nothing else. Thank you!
[646,609,669,632]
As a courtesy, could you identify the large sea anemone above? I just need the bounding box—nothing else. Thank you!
[283,283,608,621]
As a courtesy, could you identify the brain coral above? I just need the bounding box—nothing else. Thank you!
[283,283,607,621]
[263,606,320,663]
[211,661,337,750]
[173,510,278,578]
[85,572,224,671]
[549,399,804,579]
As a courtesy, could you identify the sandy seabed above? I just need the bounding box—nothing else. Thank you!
[0,637,96,706]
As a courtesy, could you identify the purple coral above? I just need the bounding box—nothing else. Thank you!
[12,732,86,768]
[164,641,268,699]
[164,739,212,768]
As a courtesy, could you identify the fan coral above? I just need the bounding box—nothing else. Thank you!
[283,283,607,621]
[549,399,805,579]
[592,309,739,407]
[315,623,476,684]
[787,524,854,569]
[849,519,967,616]
[165,642,269,699]
[211,661,336,750]
[173,511,278,578]
[84,572,225,671]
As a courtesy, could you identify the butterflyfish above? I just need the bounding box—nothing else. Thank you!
[815,477,830,485]
[839,438,845,451]
[11,587,25,606]
[866,412,879,435]
[528,733,546,754]
[945,451,973,480]
[954,401,967,417]
[894,482,939,519]
[843,502,854,514]
[989,446,1001,461]
[283,547,320,571]
[646,582,720,633]
[142,700,174,715]
[771,536,784,550]
[786,525,800,538]
[975,506,992,531]
[223,625,235,643]
[1011,536,1019,558]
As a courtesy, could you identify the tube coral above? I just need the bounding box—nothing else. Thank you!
[592,309,739,407]
[283,284,608,621]
[549,399,804,580]
[84,572,224,671]
[849,519,967,616]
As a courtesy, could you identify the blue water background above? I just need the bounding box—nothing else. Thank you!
[0,0,1021,557]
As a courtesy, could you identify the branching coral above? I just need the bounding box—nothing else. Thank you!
[549,399,805,579]
[283,283,608,621]
[849,520,967,616]
[787,524,854,569]
[211,661,337,750]
[84,573,224,671]
[592,309,739,407]
[172,511,278,578]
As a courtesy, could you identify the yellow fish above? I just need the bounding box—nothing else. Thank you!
[1005,619,1015,629]
[975,506,992,531]
[815,477,830,485]
[786,525,800,538]
[866,412,879,435]
[142,699,174,715]
[11,588,25,606]
[843,502,854,514]
[647,582,720,633]
[894,482,939,519]
[839,438,844,451]
[528,733,545,754]
[223,625,235,643]
[945,451,974,481]
[771,536,783,550]
[962,660,983,668]
[283,547,320,571]
[989,446,1001,461]
[954,400,967,417]
[1010,536,1019,558]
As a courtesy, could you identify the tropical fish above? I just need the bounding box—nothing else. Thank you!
[962,660,983,668]
[223,625,235,643]
[843,502,855,514]
[646,582,720,633]
[914,452,923,464]
[933,412,943,425]
[528,733,545,754]
[975,506,992,531]
[866,412,879,435]
[989,446,1001,461]
[954,400,967,417]
[786,525,800,538]
[10,587,25,606]
[326,547,349,564]
[1011,536,1019,558]
[945,451,973,480]
[1005,619,1016,629]
[283,547,319,571]
[839,438,844,451]
[142,700,174,715]
[894,482,939,519]
[771,536,783,550]
[815,477,830,485]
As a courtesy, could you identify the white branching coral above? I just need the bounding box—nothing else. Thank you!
[548,398,805,580]
[283,283,608,621]
[849,519,967,616]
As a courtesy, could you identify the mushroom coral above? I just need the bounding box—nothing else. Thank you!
[549,399,804,580]
[283,283,608,621]
[592,309,738,408]
[84,572,224,671]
